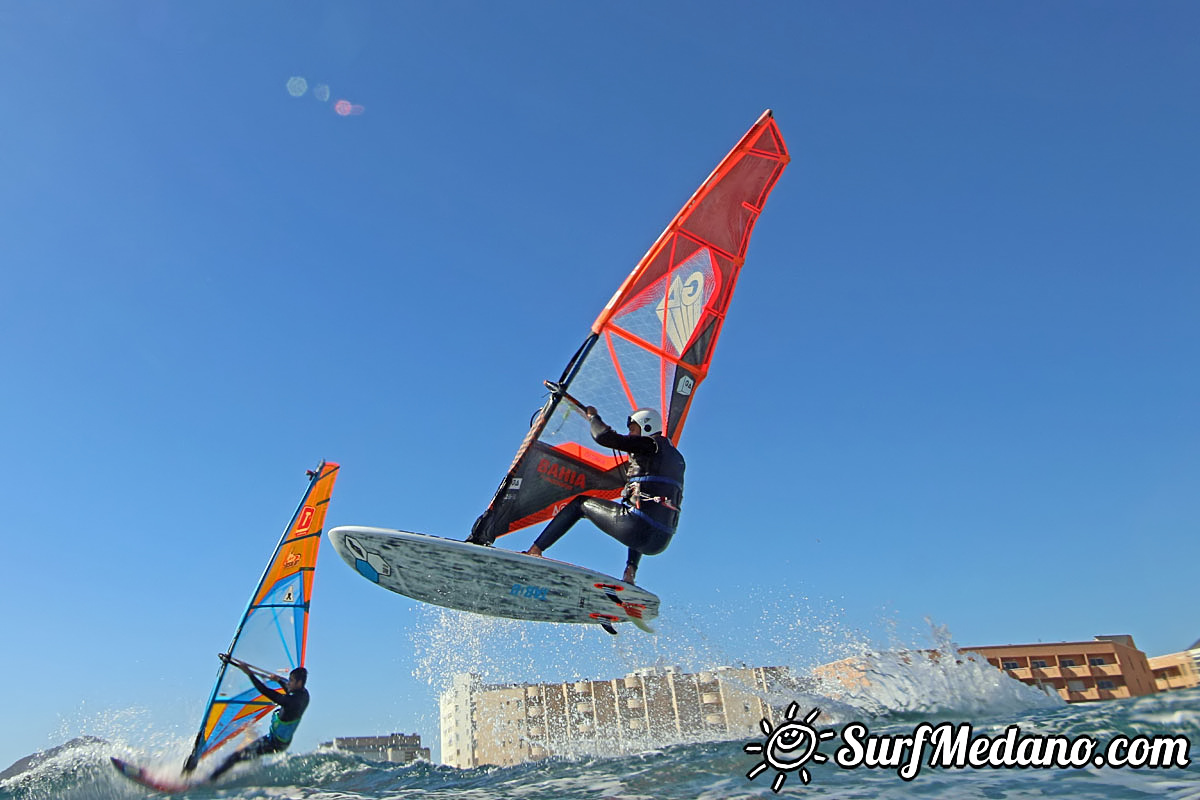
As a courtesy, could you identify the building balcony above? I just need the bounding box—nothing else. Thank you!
[626,697,645,710]
[576,701,595,714]
[704,713,725,726]
[526,705,545,718]
[1090,664,1120,677]
[701,692,722,705]
[1030,667,1061,679]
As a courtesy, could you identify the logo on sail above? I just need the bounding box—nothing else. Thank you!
[656,269,706,353]
[295,506,315,534]
[537,458,587,490]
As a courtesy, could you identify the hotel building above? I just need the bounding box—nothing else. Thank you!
[963,635,1158,702]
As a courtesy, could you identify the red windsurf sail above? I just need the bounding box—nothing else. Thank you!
[471,111,788,544]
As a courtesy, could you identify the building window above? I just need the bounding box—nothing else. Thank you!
[1089,657,1106,666]
[1097,680,1115,690]
[1002,661,1019,670]
[1067,680,1085,692]
[1031,660,1048,668]
[1060,659,1076,667]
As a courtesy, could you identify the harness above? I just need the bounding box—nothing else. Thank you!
[626,475,683,511]
[269,710,301,745]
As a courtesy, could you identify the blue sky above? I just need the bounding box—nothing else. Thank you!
[2,0,1197,771]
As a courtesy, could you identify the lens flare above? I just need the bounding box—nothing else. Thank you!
[286,76,308,97]
[334,99,365,116]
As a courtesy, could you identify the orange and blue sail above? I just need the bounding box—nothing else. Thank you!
[472,110,788,543]
[182,461,339,773]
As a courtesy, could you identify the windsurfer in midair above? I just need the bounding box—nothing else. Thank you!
[208,656,310,781]
[525,406,684,584]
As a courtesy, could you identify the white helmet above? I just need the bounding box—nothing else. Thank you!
[627,408,663,436]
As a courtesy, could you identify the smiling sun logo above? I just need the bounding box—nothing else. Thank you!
[743,703,838,792]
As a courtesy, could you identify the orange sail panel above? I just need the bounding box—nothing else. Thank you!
[472,111,788,543]
[183,461,339,772]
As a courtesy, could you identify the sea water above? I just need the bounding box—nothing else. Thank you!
[5,597,1198,799]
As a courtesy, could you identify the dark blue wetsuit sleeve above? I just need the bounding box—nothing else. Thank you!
[590,415,658,455]
[246,672,308,720]
[246,672,287,705]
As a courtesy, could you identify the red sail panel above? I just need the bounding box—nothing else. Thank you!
[472,112,788,543]
[593,109,789,444]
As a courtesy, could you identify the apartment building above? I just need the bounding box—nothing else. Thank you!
[964,634,1158,702]
[439,665,799,768]
[320,733,430,763]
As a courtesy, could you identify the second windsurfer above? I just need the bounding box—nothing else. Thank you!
[207,656,310,781]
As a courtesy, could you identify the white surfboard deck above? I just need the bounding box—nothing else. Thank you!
[328,526,658,631]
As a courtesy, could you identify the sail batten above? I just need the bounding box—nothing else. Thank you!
[471,112,788,545]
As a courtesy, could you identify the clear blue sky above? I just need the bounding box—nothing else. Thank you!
[2,0,1197,771]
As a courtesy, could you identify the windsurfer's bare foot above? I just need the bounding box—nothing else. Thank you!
[623,566,637,584]
[524,545,544,558]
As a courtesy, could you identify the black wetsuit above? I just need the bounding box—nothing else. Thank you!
[210,673,309,780]
[533,413,685,575]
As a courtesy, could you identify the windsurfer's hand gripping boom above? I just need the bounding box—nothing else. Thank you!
[218,653,289,685]
[542,381,597,421]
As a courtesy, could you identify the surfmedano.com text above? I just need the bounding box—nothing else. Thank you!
[836,722,1191,780]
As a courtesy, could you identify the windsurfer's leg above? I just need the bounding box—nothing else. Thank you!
[209,737,274,781]
[531,496,587,552]
[578,500,654,551]
[209,746,250,781]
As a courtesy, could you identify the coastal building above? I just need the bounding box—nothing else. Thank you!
[1148,645,1200,692]
[320,733,430,764]
[439,665,799,769]
[963,635,1158,702]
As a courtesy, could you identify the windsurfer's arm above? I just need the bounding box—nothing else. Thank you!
[238,664,288,705]
[588,413,657,455]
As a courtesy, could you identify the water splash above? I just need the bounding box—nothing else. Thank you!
[408,590,1065,765]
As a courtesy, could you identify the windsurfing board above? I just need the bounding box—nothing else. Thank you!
[328,526,658,632]
[110,757,194,794]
